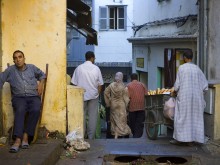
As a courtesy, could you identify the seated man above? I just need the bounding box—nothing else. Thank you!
[0,50,46,153]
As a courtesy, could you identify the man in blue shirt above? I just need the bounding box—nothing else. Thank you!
[0,50,46,153]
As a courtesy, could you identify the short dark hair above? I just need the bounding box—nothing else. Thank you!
[183,50,193,60]
[130,73,138,81]
[85,51,95,60]
[13,50,24,58]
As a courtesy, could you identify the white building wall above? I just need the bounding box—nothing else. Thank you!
[133,0,198,37]
[133,0,148,25]
[145,0,197,21]
[93,0,133,62]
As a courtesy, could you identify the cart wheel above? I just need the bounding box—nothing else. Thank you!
[145,110,158,140]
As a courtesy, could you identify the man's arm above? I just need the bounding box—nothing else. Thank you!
[0,67,10,88]
[38,79,45,96]
[33,65,46,96]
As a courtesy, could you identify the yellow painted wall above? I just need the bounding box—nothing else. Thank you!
[1,0,67,134]
[214,84,220,139]
[67,85,85,136]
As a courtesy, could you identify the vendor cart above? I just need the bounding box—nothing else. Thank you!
[144,94,173,140]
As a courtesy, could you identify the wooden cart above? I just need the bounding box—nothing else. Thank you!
[144,94,173,140]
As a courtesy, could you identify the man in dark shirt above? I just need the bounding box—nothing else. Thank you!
[0,50,46,153]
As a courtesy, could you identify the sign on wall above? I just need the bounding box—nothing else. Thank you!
[136,58,144,68]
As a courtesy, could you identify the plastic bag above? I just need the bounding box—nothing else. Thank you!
[163,97,175,120]
[66,128,83,142]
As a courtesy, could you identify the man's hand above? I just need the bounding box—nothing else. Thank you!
[38,79,45,96]
[170,87,177,97]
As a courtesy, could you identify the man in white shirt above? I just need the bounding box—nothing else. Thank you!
[71,51,104,139]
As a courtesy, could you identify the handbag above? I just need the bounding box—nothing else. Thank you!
[163,97,175,120]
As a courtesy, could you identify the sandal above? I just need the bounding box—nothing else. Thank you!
[9,145,20,153]
[169,139,185,146]
[21,141,29,149]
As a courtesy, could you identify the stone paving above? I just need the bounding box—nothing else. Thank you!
[56,137,220,165]
[0,139,63,165]
[0,135,220,165]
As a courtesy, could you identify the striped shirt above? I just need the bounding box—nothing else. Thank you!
[0,64,46,97]
[127,80,148,112]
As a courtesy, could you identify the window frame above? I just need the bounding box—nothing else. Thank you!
[99,5,127,31]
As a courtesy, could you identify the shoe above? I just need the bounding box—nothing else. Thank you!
[21,141,29,149]
[9,145,20,153]
[169,139,185,146]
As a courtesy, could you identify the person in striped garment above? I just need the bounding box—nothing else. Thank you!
[170,50,208,146]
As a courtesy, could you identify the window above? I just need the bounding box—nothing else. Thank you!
[99,6,127,31]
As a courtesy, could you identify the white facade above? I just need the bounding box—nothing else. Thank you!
[93,0,133,63]
[129,0,198,90]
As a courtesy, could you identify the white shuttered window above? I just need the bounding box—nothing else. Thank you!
[99,6,127,31]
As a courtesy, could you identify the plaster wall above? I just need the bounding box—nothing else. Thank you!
[207,0,220,80]
[133,0,198,37]
[67,85,84,137]
[214,84,220,139]
[93,0,133,62]
[133,0,148,25]
[1,0,67,134]
[133,0,197,25]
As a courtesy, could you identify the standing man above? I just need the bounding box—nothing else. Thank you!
[170,50,208,145]
[71,51,104,139]
[0,50,46,152]
[127,73,148,138]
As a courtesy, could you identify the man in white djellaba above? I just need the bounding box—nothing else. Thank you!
[170,50,208,146]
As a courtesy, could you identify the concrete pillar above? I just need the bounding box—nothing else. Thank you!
[67,85,85,137]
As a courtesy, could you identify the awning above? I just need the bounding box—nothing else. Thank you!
[67,0,98,45]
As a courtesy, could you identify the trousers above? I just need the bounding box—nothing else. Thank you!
[128,110,145,138]
[12,96,41,139]
[84,97,99,139]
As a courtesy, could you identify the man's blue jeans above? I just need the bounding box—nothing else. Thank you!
[12,96,41,139]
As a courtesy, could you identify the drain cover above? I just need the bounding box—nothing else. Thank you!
[155,156,187,164]
[114,156,145,163]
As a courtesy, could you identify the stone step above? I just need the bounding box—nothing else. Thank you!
[0,139,63,165]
